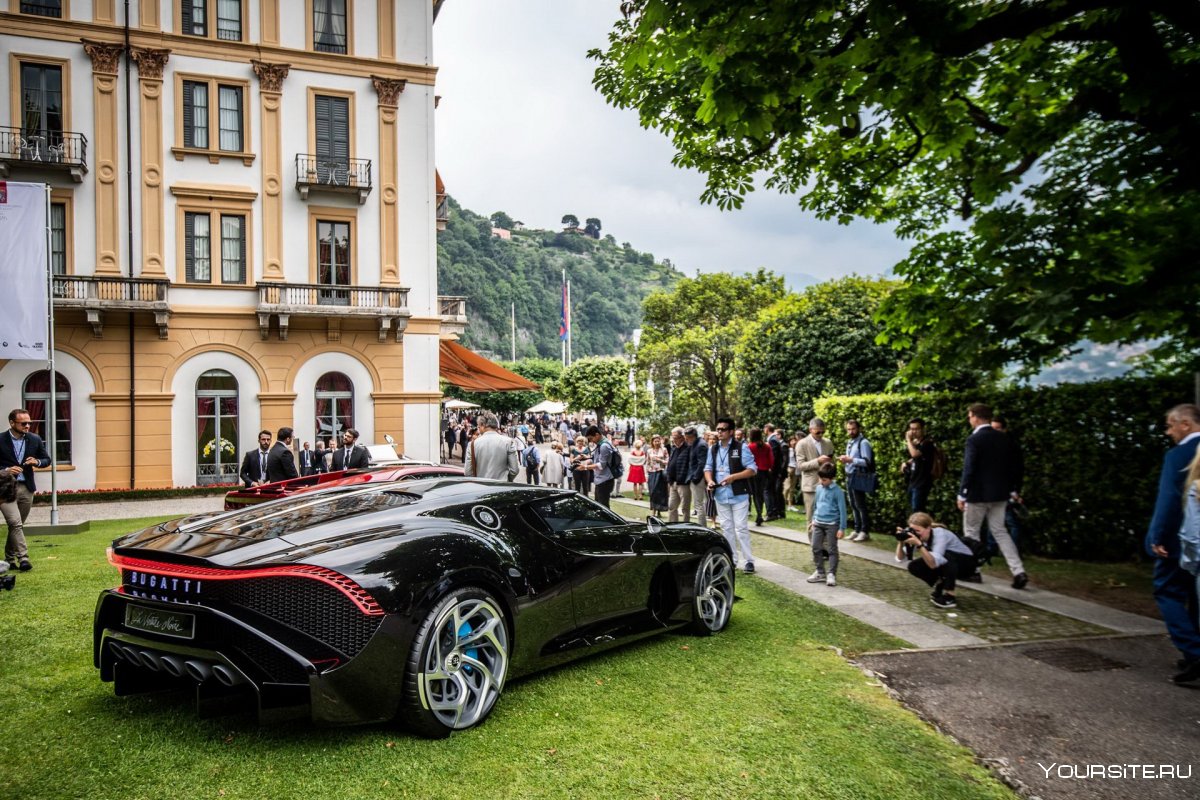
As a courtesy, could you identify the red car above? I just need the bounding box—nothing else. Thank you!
[223,463,464,511]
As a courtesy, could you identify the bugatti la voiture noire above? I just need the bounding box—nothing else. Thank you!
[94,479,735,736]
[222,463,463,511]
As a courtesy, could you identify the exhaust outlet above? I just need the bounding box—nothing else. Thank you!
[107,641,127,661]
[138,650,163,672]
[184,660,213,682]
[211,664,244,687]
[158,654,185,678]
[122,645,142,664]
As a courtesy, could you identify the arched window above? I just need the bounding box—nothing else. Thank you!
[22,370,70,464]
[196,369,239,485]
[315,371,353,447]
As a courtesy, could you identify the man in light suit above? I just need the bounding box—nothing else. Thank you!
[1146,404,1200,683]
[958,403,1027,589]
[796,417,835,531]
[331,428,371,471]
[464,413,519,481]
[299,441,324,476]
[1,408,52,571]
[266,427,299,483]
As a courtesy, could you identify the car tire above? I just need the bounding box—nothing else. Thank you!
[689,548,734,635]
[400,586,510,738]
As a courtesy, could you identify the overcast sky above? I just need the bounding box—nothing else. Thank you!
[433,1,908,289]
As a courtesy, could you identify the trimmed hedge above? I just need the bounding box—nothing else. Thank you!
[32,485,236,505]
[814,375,1192,560]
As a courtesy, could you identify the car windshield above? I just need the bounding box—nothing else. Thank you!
[169,487,418,538]
[526,494,626,535]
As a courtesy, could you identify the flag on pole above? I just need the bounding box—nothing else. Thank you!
[0,181,50,360]
[559,280,570,341]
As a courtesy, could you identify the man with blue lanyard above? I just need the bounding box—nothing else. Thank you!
[705,417,758,573]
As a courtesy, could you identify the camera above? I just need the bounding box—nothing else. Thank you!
[894,525,918,542]
[0,561,13,592]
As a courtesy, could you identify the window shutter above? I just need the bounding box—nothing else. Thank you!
[331,98,349,163]
[181,1,193,34]
[182,81,195,147]
[238,215,247,284]
[184,212,195,282]
[315,94,331,160]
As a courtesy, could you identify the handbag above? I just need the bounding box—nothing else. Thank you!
[704,487,717,519]
[848,469,879,494]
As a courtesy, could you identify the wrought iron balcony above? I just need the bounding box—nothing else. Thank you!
[256,281,410,341]
[295,154,373,204]
[438,295,468,336]
[0,127,88,182]
[53,275,170,338]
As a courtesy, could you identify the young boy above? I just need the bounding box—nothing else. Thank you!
[807,463,847,586]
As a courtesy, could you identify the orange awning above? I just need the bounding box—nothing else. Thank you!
[439,340,540,392]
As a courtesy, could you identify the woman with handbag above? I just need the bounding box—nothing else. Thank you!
[838,418,876,541]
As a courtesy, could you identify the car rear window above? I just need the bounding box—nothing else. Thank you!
[526,494,624,534]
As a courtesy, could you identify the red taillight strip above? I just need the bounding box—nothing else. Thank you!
[108,552,384,616]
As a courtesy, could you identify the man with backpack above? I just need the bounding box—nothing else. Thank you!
[903,418,941,513]
[583,425,621,508]
[522,436,542,485]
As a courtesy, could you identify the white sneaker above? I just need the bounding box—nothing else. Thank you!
[852,531,870,542]
[806,571,825,583]
[826,573,837,587]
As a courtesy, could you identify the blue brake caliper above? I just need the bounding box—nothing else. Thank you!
[458,621,477,674]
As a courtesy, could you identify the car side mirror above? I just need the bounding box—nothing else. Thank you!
[646,515,664,535]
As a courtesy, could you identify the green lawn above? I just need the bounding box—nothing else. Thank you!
[3,518,1016,800]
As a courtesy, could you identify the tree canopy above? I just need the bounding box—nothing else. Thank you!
[737,276,903,430]
[639,270,784,424]
[557,357,632,424]
[592,1,1200,381]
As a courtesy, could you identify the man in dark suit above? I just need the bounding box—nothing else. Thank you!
[1,408,52,571]
[958,403,1027,588]
[266,427,299,482]
[765,423,789,521]
[239,430,272,488]
[331,428,371,471]
[298,441,324,476]
[685,427,711,526]
[1146,404,1200,683]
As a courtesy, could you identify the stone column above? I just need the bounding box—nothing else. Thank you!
[372,76,406,287]
[252,61,290,282]
[82,39,125,276]
[131,47,170,278]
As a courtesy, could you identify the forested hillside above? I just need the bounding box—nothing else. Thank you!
[437,198,684,358]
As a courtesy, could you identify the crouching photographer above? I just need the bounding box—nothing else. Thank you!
[896,512,978,609]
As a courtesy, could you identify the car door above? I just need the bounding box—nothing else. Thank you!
[525,494,666,629]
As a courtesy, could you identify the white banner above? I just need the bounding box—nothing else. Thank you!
[0,181,50,360]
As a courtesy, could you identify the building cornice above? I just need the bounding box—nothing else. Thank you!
[2,13,438,85]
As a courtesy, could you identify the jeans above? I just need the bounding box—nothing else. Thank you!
[594,478,614,508]
[908,549,976,594]
[848,488,870,533]
[752,472,770,523]
[1153,557,1200,662]
[908,484,931,513]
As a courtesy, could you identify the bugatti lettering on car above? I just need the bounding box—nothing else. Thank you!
[94,479,735,736]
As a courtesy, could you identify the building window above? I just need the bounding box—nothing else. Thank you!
[313,0,348,54]
[181,0,207,35]
[184,210,245,284]
[20,62,63,139]
[316,219,351,304]
[315,372,353,447]
[217,85,243,151]
[20,0,62,17]
[182,81,209,148]
[175,74,251,162]
[216,0,241,40]
[181,0,242,40]
[313,93,350,180]
[50,202,67,276]
[196,369,239,485]
[23,370,71,465]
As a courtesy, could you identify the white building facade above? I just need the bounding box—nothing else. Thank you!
[0,0,454,489]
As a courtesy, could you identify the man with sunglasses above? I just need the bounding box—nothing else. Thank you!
[705,417,758,573]
[1,409,51,572]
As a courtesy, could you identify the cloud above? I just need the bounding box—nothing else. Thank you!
[435,1,911,285]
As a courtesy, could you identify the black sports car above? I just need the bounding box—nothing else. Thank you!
[94,479,735,736]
